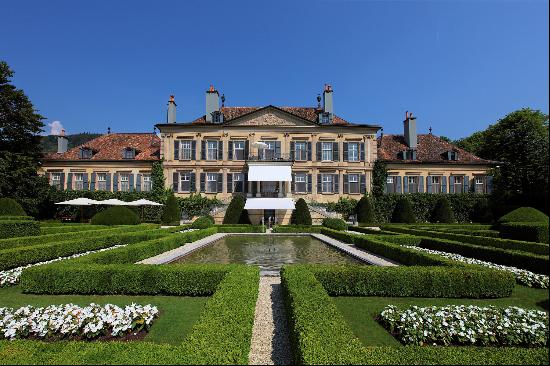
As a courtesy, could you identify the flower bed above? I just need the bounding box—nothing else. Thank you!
[404,245,549,288]
[379,305,548,347]
[0,303,158,340]
[0,245,127,287]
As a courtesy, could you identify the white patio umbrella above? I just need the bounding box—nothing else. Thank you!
[55,198,100,222]
[251,141,269,149]
[126,199,163,206]
[95,198,128,205]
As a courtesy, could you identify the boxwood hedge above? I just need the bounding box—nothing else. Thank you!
[0,220,40,239]
[500,222,549,244]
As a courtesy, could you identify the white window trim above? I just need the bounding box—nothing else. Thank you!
[207,141,218,161]
[295,142,307,161]
[180,140,192,160]
[348,143,359,162]
[322,142,333,161]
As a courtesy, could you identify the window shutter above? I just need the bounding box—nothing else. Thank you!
[275,141,281,159]
[190,172,196,192]
[90,172,96,191]
[59,173,65,190]
[136,174,142,192]
[360,174,367,194]
[403,176,409,193]
[463,175,469,193]
[217,141,223,160]
[227,173,233,193]
[449,176,455,193]
[244,173,248,193]
[343,142,348,162]
[174,141,180,160]
[360,143,365,161]
[447,151,451,160]
[217,173,223,193]
[486,175,493,194]
[83,173,89,190]
[129,174,135,191]
[307,142,312,161]
[441,176,447,194]
[412,150,417,160]
[113,173,119,192]
[244,141,249,159]
[200,173,206,192]
[333,142,339,162]
[396,176,402,194]
[418,176,424,193]
[201,141,206,160]
[316,142,322,161]
[66,173,73,191]
[291,173,295,193]
[343,174,349,194]
[228,141,233,160]
[106,173,111,192]
[307,174,312,193]
[427,177,432,193]
[290,141,295,161]
[172,172,179,192]
[191,141,196,160]
[334,174,339,193]
[317,174,322,193]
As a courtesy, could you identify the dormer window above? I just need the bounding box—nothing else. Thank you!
[123,148,136,159]
[211,111,224,124]
[79,148,93,159]
[446,151,459,161]
[319,112,332,125]
[400,149,417,160]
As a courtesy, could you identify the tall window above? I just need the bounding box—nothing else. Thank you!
[207,173,218,193]
[180,140,192,160]
[233,173,244,192]
[348,143,359,162]
[96,173,107,191]
[180,172,191,192]
[295,142,307,161]
[453,176,463,193]
[322,142,333,161]
[233,141,245,160]
[386,176,398,193]
[207,141,218,160]
[475,176,485,193]
[406,176,418,193]
[260,141,276,160]
[142,174,152,192]
[119,173,130,192]
[348,174,360,194]
[430,176,441,193]
[74,173,84,190]
[322,174,333,193]
[50,173,61,190]
[295,173,307,193]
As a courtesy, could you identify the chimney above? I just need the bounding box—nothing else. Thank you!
[57,129,68,153]
[167,95,177,123]
[323,84,333,115]
[205,85,220,123]
[403,111,417,149]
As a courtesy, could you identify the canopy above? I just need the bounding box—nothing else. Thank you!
[126,199,163,206]
[247,165,292,181]
[95,199,128,205]
[55,198,99,206]
[244,198,295,210]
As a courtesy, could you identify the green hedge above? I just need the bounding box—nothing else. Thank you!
[40,225,111,235]
[0,215,34,220]
[322,217,348,231]
[308,265,514,298]
[0,197,27,216]
[497,207,549,226]
[500,222,549,244]
[272,225,322,233]
[383,226,549,255]
[91,206,140,226]
[215,225,266,233]
[348,226,398,235]
[0,220,40,239]
[191,216,214,229]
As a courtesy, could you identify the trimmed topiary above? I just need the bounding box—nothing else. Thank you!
[356,196,375,224]
[322,217,347,231]
[161,193,180,225]
[430,197,455,223]
[90,206,140,226]
[291,198,312,225]
[223,195,245,224]
[238,209,252,224]
[0,198,26,216]
[391,198,416,223]
[497,207,549,226]
[191,216,214,229]
[471,199,494,223]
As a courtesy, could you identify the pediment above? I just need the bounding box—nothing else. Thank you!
[226,106,316,127]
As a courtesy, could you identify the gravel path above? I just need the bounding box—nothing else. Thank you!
[249,276,293,365]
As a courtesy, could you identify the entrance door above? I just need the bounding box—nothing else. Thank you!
[264,209,276,227]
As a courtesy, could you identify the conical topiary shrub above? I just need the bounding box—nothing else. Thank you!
[471,199,494,223]
[391,198,416,223]
[430,197,455,223]
[223,195,246,224]
[290,198,312,225]
[161,193,180,225]
[0,198,26,216]
[238,209,252,224]
[356,196,375,224]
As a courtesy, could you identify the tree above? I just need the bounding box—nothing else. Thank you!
[372,160,388,198]
[430,197,454,223]
[454,130,487,156]
[356,196,375,224]
[223,195,245,224]
[391,198,416,223]
[161,192,180,225]
[290,198,312,225]
[151,160,166,200]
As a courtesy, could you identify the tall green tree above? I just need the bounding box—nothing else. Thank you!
[151,160,166,200]
[454,130,487,156]
[372,160,388,198]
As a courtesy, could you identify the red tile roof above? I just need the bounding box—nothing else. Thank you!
[378,134,494,164]
[43,133,160,161]
[190,106,351,125]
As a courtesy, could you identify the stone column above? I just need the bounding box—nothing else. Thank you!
[247,181,253,198]
[278,181,283,197]
[256,181,261,197]
[286,180,291,197]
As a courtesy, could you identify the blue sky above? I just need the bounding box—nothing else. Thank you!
[1,0,548,139]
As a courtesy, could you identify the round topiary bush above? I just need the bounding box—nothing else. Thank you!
[470,199,494,223]
[191,216,214,229]
[322,217,348,231]
[391,198,416,223]
[290,198,312,225]
[356,196,375,224]
[430,197,455,223]
[0,198,26,216]
[90,206,140,226]
[497,207,549,225]
[161,193,180,225]
[223,195,245,224]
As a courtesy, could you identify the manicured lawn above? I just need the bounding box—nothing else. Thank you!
[333,285,549,347]
[0,286,208,345]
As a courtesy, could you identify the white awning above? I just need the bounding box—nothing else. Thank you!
[244,198,295,210]
[248,165,292,181]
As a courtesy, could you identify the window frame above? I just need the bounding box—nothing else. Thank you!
[294,173,307,193]
[321,142,333,162]
[233,141,245,160]
[206,172,218,193]
[322,174,333,193]
[406,175,419,193]
[294,142,307,161]
[119,173,130,192]
[348,173,360,194]
[232,172,244,192]
[96,173,107,191]
[348,142,359,162]
[142,174,152,192]
[180,172,191,193]
[50,172,61,190]
[180,140,192,160]
[206,140,218,161]
[260,140,276,160]
[73,173,84,190]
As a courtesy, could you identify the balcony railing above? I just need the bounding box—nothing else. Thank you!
[246,153,293,162]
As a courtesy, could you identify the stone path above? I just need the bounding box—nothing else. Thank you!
[249,276,293,365]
